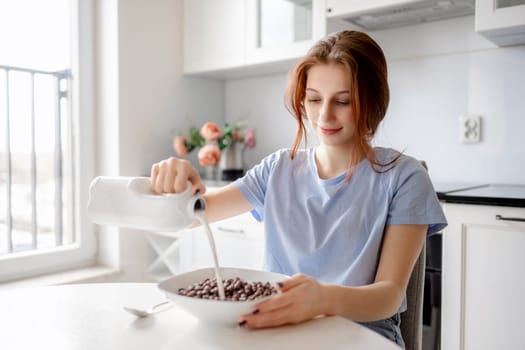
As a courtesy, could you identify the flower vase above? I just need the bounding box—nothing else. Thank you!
[204,165,220,182]
[219,143,245,181]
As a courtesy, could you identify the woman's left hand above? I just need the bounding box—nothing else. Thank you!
[238,273,331,328]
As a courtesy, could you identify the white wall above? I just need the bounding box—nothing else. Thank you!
[117,1,225,177]
[94,0,224,281]
[225,73,297,167]
[225,16,525,185]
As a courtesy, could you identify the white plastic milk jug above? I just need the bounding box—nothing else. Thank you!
[87,176,206,232]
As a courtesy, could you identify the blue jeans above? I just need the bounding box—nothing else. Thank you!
[359,313,405,348]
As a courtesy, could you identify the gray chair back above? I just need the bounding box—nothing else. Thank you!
[400,241,426,350]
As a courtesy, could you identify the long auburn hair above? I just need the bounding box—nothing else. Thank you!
[284,30,398,178]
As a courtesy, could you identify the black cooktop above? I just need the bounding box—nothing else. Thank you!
[436,184,525,208]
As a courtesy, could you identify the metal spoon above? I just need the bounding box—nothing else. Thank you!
[123,300,172,318]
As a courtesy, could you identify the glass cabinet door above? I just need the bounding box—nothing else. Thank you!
[257,0,313,49]
[245,0,326,65]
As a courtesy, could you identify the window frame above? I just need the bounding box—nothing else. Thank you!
[0,0,97,282]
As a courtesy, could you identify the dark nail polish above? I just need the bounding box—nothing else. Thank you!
[252,309,260,315]
[194,189,200,195]
[238,320,247,327]
[277,282,284,288]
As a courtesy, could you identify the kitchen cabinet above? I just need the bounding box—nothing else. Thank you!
[325,0,475,31]
[185,212,264,271]
[146,230,189,281]
[475,0,525,46]
[244,0,326,66]
[146,212,264,281]
[183,0,245,75]
[326,0,417,17]
[183,0,328,78]
[441,203,525,350]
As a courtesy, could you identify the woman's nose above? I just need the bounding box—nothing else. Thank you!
[319,102,333,122]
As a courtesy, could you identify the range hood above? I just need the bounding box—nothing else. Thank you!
[326,0,475,31]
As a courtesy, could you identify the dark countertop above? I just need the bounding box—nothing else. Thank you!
[205,180,525,207]
[435,183,525,208]
[205,179,525,207]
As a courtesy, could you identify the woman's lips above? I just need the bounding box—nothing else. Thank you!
[319,126,342,135]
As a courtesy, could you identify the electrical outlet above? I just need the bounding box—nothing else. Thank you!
[459,115,481,144]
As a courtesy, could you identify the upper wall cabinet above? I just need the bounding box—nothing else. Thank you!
[325,0,475,30]
[183,0,327,79]
[183,0,246,75]
[244,0,326,66]
[183,0,524,78]
[475,0,525,46]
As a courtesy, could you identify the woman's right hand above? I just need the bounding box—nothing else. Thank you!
[150,157,206,195]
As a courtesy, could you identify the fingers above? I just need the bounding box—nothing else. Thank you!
[188,168,206,195]
[172,158,188,193]
[254,290,292,314]
[150,157,205,194]
[150,162,163,194]
[238,274,324,329]
[275,273,309,292]
[238,282,299,329]
[240,304,299,329]
[163,161,177,193]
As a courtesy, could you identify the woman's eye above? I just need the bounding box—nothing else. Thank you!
[306,99,321,103]
[336,101,349,106]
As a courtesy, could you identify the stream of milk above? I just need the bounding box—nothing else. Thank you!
[195,211,226,300]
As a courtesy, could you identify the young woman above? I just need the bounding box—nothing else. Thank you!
[150,30,447,347]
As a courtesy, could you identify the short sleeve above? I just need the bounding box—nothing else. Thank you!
[386,157,447,235]
[232,149,285,222]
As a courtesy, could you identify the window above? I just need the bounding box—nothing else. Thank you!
[0,0,96,282]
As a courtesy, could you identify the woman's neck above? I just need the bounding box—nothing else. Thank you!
[314,145,363,179]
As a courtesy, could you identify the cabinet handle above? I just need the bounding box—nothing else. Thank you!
[495,214,525,222]
[216,226,246,235]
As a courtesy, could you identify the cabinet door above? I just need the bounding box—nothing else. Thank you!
[326,0,420,17]
[183,0,245,74]
[191,232,264,270]
[475,0,525,46]
[189,213,265,271]
[245,0,326,66]
[442,203,525,350]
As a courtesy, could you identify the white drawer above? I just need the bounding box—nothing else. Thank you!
[212,214,263,240]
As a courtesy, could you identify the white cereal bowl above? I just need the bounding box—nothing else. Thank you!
[158,267,288,327]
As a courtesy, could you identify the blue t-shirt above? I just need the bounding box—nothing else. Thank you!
[233,147,447,291]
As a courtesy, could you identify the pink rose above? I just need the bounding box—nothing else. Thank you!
[198,144,221,166]
[232,130,241,142]
[244,128,256,148]
[173,136,188,157]
[200,122,222,141]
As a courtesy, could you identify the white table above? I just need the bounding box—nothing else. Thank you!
[1,283,400,350]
